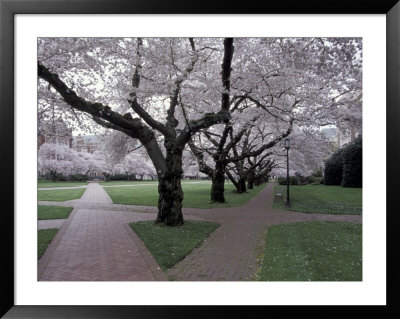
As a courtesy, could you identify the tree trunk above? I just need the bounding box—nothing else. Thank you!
[237,177,247,193]
[155,150,184,226]
[210,162,226,203]
[83,170,89,182]
[50,171,57,182]
[247,170,255,189]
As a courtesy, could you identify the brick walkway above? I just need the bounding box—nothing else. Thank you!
[167,182,362,281]
[38,183,166,281]
[38,181,361,281]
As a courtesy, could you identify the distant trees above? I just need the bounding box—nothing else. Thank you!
[38,143,80,181]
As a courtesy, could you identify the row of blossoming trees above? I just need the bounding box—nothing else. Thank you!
[38,37,362,225]
[38,140,156,182]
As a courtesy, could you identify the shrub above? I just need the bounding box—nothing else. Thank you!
[309,176,324,184]
[341,136,362,188]
[55,173,67,181]
[69,174,85,181]
[110,174,129,181]
[324,148,344,186]
[278,175,300,185]
[296,173,309,185]
[312,169,323,178]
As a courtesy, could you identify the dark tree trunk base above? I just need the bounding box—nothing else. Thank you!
[210,165,226,203]
[155,151,185,226]
[236,177,247,193]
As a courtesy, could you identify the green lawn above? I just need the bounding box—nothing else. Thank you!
[38,180,88,188]
[100,180,158,186]
[258,221,362,281]
[38,205,73,220]
[104,182,266,209]
[38,188,86,201]
[38,228,59,259]
[100,180,211,186]
[273,184,362,215]
[130,220,220,271]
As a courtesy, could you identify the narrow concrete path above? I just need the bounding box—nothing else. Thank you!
[38,219,66,230]
[38,183,166,281]
[78,182,113,204]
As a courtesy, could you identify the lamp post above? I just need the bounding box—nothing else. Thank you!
[284,138,291,207]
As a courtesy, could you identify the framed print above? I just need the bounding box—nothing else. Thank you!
[1,0,399,318]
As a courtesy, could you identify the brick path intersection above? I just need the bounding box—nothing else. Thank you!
[38,182,361,281]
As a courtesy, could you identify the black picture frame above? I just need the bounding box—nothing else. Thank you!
[1,0,399,318]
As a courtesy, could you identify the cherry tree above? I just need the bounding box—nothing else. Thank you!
[38,37,235,225]
[76,151,102,180]
[98,130,156,180]
[188,37,361,200]
[269,125,332,180]
[124,152,156,180]
[182,149,207,179]
[38,143,77,180]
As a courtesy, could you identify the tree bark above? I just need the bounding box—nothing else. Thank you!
[237,177,247,193]
[155,148,184,226]
[247,169,255,189]
[210,161,226,203]
[50,171,57,182]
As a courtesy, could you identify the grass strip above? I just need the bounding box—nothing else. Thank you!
[38,205,73,220]
[38,188,86,201]
[38,228,59,259]
[38,181,88,188]
[130,220,220,271]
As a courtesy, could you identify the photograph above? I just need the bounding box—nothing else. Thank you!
[37,37,363,282]
[2,1,398,316]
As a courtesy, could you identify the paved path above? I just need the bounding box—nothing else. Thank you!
[38,181,361,281]
[167,182,361,281]
[38,183,166,281]
[38,219,66,230]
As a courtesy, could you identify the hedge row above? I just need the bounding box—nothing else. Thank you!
[324,136,362,188]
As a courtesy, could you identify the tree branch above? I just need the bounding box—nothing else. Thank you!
[38,62,144,139]
[187,138,214,177]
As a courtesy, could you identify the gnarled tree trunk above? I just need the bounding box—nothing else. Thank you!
[237,177,247,193]
[211,161,226,203]
[155,149,184,226]
[247,169,255,189]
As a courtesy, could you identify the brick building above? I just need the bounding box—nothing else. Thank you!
[72,134,100,153]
